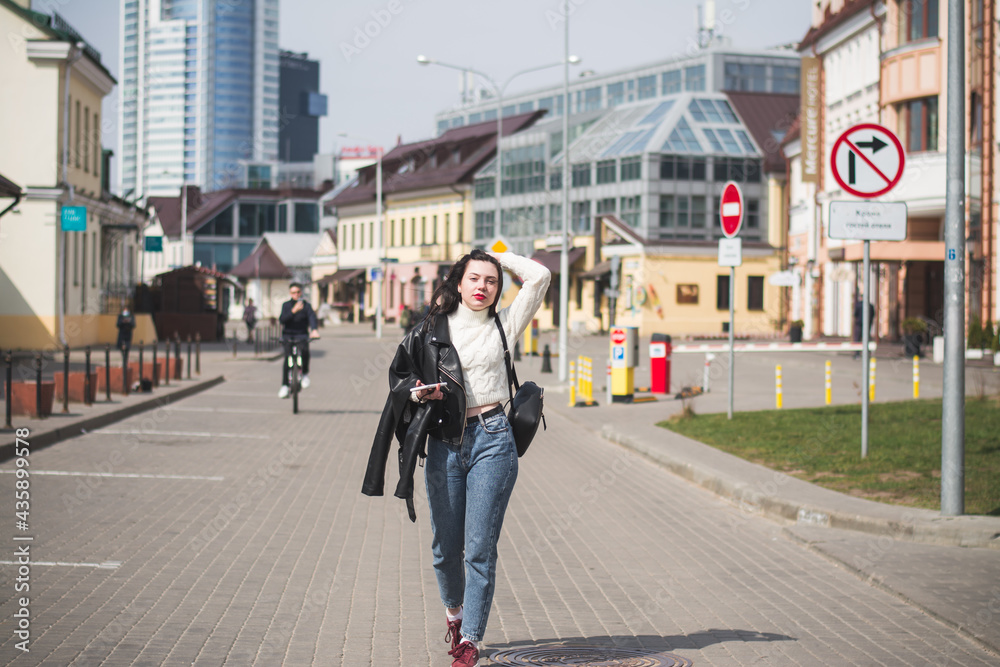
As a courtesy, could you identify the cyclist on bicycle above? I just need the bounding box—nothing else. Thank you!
[278,282,319,398]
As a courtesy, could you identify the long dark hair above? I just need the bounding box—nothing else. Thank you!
[422,249,503,330]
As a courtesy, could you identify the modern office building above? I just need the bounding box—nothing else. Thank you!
[433,46,801,135]
[118,0,280,198]
[278,50,327,163]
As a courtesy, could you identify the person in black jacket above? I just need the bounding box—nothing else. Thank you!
[363,250,550,666]
[277,283,318,398]
[116,306,136,355]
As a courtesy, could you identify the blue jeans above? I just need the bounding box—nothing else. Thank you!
[424,410,518,643]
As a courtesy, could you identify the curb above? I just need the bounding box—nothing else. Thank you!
[599,424,1000,550]
[0,375,226,462]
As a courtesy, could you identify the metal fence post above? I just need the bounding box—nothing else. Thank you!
[84,346,92,406]
[35,352,44,419]
[105,344,112,401]
[4,351,12,429]
[195,332,201,374]
[138,341,145,390]
[62,345,70,413]
[186,335,192,379]
[122,346,129,396]
[152,340,159,386]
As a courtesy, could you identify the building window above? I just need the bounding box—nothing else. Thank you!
[421,217,426,244]
[620,195,641,227]
[390,219,396,247]
[549,203,562,231]
[596,198,616,216]
[93,113,100,175]
[747,276,764,311]
[684,65,706,91]
[457,212,464,242]
[659,195,674,228]
[83,108,90,173]
[475,177,495,199]
[549,170,562,190]
[502,144,545,194]
[294,203,318,233]
[475,211,494,240]
[238,203,277,236]
[432,215,438,244]
[691,196,707,228]
[716,275,730,310]
[898,96,938,152]
[677,196,689,228]
[572,163,591,187]
[898,0,939,43]
[723,63,767,92]
[410,218,416,245]
[582,86,601,111]
[596,159,617,184]
[74,99,81,168]
[621,156,641,181]
[73,233,79,285]
[772,66,800,94]
[662,70,681,94]
[607,82,625,107]
[572,200,591,232]
[638,75,657,100]
[746,199,760,230]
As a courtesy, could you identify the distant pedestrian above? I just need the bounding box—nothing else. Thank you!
[400,305,413,333]
[243,298,258,343]
[853,299,875,359]
[363,249,551,667]
[116,305,136,354]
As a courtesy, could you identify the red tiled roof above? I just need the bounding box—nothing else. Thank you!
[229,239,292,279]
[332,111,548,207]
[726,92,800,174]
[798,0,875,51]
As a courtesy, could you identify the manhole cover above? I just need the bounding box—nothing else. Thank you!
[489,645,693,666]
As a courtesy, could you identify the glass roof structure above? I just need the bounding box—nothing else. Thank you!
[551,92,761,164]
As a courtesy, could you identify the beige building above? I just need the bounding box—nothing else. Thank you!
[0,0,153,349]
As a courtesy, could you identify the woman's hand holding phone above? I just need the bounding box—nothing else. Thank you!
[412,380,446,402]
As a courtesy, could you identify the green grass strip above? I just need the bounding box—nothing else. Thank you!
[658,397,1000,516]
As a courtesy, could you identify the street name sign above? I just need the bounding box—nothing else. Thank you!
[61,205,87,231]
[718,237,742,267]
[830,123,905,198]
[829,201,908,241]
[719,181,743,237]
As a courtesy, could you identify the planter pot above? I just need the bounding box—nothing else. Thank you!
[96,366,136,394]
[789,326,803,343]
[11,381,54,418]
[53,371,99,403]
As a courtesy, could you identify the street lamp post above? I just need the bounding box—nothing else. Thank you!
[418,55,579,379]
[417,55,579,251]
[339,134,385,339]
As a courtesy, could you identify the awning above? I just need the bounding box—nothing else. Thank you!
[578,260,612,280]
[530,247,586,274]
[316,268,364,285]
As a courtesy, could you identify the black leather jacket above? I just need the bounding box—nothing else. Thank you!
[362,314,469,521]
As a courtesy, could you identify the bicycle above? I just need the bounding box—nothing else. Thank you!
[281,334,311,414]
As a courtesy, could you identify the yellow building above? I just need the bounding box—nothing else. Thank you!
[0,0,153,349]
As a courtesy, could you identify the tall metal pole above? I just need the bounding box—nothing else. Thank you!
[558,10,571,383]
[375,149,383,339]
[941,0,966,516]
[727,266,735,419]
[495,91,503,243]
[180,183,187,267]
[861,240,871,458]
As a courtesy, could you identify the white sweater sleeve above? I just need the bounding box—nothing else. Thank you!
[496,252,551,343]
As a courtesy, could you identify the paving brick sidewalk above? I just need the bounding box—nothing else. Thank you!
[0,326,996,665]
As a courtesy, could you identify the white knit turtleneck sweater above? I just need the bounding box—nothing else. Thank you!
[447,253,551,409]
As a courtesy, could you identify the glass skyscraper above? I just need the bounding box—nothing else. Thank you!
[118,0,280,198]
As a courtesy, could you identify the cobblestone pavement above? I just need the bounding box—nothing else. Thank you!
[0,326,996,665]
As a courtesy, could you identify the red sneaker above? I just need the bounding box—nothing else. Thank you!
[444,617,462,650]
[448,640,479,667]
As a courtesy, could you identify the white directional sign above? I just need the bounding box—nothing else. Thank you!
[829,201,908,241]
[718,237,742,267]
[830,123,905,198]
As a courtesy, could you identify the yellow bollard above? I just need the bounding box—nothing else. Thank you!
[913,355,919,399]
[776,364,783,409]
[869,358,876,402]
[825,360,832,405]
[569,360,576,407]
[583,356,593,403]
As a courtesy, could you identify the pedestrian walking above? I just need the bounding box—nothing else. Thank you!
[399,304,413,333]
[363,249,550,667]
[853,298,875,359]
[116,305,136,354]
[243,298,258,343]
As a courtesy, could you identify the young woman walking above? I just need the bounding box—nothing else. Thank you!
[363,249,550,666]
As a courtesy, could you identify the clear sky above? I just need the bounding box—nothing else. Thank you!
[53,0,811,192]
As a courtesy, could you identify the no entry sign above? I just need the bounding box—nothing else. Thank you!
[610,327,627,345]
[719,181,743,238]
[830,123,905,198]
